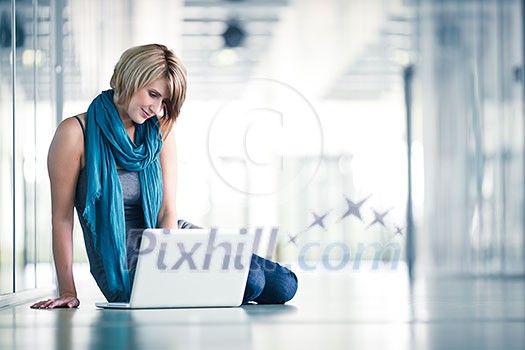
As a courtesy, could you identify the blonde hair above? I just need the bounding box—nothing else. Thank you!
[110,44,187,139]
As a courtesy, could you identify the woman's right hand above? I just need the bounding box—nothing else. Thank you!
[30,295,80,309]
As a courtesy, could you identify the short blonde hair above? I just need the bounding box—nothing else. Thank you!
[110,44,187,138]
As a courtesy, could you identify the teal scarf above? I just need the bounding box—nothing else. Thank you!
[83,89,163,302]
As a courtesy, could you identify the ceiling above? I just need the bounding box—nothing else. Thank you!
[181,0,291,100]
[180,0,417,101]
[3,0,417,104]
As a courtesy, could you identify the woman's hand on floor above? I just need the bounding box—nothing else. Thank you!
[30,295,80,309]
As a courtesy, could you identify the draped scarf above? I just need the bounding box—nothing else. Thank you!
[83,89,163,302]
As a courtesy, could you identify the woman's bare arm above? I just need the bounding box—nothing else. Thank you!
[156,126,178,228]
[31,117,84,309]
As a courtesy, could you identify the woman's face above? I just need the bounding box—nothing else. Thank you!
[125,77,169,124]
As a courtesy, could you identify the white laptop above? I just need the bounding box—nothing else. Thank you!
[95,228,255,309]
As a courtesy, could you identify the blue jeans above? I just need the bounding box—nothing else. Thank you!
[178,219,298,304]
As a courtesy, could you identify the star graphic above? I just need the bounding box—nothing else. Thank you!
[307,210,330,231]
[393,224,405,236]
[366,207,392,229]
[338,194,371,222]
[287,234,298,246]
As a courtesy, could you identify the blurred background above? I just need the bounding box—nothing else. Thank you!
[0,0,523,295]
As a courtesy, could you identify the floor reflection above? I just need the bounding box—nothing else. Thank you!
[54,309,76,350]
[242,304,298,318]
[88,307,252,350]
[88,310,137,350]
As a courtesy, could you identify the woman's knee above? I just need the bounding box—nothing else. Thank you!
[276,271,298,304]
[255,269,298,304]
[284,271,298,302]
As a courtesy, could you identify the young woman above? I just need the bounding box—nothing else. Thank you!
[30,44,298,309]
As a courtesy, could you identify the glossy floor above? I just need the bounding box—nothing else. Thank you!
[1,266,524,350]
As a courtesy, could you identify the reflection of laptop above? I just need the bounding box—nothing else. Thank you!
[96,228,254,309]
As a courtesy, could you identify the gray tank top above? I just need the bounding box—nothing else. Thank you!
[73,115,145,287]
[75,167,146,234]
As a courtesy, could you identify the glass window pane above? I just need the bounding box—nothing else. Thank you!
[14,0,38,292]
[0,2,14,295]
